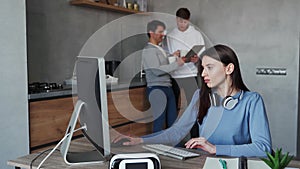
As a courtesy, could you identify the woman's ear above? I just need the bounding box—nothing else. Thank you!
[225,63,234,75]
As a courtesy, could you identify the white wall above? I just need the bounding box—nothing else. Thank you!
[0,0,29,168]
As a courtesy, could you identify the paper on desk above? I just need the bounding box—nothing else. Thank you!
[247,160,271,169]
[203,157,238,169]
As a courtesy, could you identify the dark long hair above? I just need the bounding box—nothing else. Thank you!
[197,44,249,124]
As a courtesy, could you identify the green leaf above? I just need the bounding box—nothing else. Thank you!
[274,162,280,169]
[275,148,281,162]
[279,152,289,167]
[278,150,284,161]
[261,158,274,168]
[263,149,293,169]
[267,151,276,164]
[282,155,294,168]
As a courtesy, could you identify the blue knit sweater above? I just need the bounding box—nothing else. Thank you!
[142,89,272,157]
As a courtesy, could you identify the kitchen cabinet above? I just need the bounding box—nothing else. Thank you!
[29,86,151,152]
[29,97,80,151]
[107,87,152,139]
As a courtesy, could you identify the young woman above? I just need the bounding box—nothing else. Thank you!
[114,44,272,157]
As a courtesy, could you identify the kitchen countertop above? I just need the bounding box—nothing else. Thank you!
[29,77,146,101]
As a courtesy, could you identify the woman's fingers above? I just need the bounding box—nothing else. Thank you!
[112,134,129,143]
[185,137,216,154]
[185,137,205,148]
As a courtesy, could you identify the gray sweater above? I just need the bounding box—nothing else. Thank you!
[142,43,180,87]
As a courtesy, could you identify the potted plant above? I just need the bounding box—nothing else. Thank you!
[261,148,294,169]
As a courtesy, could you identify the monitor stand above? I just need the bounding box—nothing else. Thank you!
[60,100,106,165]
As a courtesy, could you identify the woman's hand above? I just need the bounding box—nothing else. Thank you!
[112,135,143,146]
[185,137,216,154]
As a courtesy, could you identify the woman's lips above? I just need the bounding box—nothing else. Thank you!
[204,79,210,83]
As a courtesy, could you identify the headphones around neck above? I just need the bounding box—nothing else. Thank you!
[210,90,244,110]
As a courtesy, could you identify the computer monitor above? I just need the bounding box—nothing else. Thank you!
[60,56,111,165]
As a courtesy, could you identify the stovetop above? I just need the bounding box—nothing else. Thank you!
[28,82,64,94]
[27,78,147,100]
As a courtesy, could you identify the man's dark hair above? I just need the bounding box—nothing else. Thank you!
[176,8,190,20]
[147,20,166,38]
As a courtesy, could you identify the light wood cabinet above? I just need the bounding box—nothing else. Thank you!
[29,87,151,151]
[107,87,152,138]
[29,97,80,150]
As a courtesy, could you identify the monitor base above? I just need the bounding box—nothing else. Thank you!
[60,100,107,165]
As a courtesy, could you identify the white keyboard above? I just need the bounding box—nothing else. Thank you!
[142,144,200,160]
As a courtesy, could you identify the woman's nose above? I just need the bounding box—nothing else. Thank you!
[201,69,206,77]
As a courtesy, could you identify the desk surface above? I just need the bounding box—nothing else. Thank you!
[7,137,300,169]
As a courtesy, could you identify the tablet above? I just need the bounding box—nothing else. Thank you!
[184,45,204,62]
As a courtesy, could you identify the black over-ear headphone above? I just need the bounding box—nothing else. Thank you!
[210,90,244,110]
